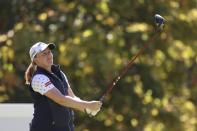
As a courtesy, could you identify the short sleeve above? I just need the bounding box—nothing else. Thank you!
[31,74,55,95]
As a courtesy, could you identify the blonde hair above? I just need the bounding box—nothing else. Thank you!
[25,62,37,84]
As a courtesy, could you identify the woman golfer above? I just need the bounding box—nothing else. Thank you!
[25,42,102,131]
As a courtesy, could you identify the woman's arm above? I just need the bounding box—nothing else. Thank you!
[45,87,101,112]
[31,74,102,113]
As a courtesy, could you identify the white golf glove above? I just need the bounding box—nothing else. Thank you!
[73,97,101,116]
[85,108,100,116]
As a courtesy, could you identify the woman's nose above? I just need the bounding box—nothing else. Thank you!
[48,52,53,59]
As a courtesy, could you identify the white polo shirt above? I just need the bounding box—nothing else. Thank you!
[31,74,55,95]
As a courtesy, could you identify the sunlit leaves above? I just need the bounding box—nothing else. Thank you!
[73,36,81,45]
[106,32,118,44]
[115,114,124,122]
[38,12,48,21]
[7,30,15,38]
[96,13,104,21]
[169,1,180,9]
[184,101,195,111]
[152,67,167,80]
[130,118,138,127]
[0,93,9,102]
[144,122,164,131]
[103,17,116,26]
[134,79,143,97]
[3,64,13,72]
[14,23,24,31]
[154,98,162,107]
[168,40,195,66]
[83,29,93,38]
[0,0,197,130]
[97,0,109,14]
[106,33,114,41]
[49,24,58,32]
[58,2,76,12]
[126,23,149,33]
[114,56,122,66]
[33,25,43,32]
[143,90,153,105]
[58,43,71,66]
[79,51,87,60]
[104,119,113,126]
[177,8,197,24]
[73,18,83,28]
[83,64,94,75]
[168,97,197,130]
[151,108,158,116]
[1,46,14,62]
[153,50,166,66]
[0,34,7,42]
[188,9,197,22]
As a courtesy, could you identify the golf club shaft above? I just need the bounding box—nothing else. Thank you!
[100,30,161,102]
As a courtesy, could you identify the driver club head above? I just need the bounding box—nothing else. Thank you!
[155,14,165,30]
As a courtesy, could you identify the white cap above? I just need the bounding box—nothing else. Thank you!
[29,42,55,61]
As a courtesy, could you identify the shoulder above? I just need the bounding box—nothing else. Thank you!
[31,74,54,95]
[32,74,50,82]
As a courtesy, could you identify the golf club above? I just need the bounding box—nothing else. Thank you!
[100,14,165,102]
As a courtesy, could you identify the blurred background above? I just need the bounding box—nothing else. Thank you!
[0,0,197,131]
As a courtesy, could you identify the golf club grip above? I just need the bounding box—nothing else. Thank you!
[100,30,161,102]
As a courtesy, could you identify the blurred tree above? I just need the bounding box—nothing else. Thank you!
[0,0,197,130]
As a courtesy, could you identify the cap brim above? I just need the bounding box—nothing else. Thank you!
[47,43,55,50]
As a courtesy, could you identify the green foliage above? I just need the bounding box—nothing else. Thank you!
[0,0,197,130]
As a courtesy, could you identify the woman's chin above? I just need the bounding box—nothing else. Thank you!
[48,61,53,65]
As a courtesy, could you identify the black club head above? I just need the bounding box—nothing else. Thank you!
[154,14,165,30]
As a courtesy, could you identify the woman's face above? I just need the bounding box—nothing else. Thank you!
[34,48,53,68]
